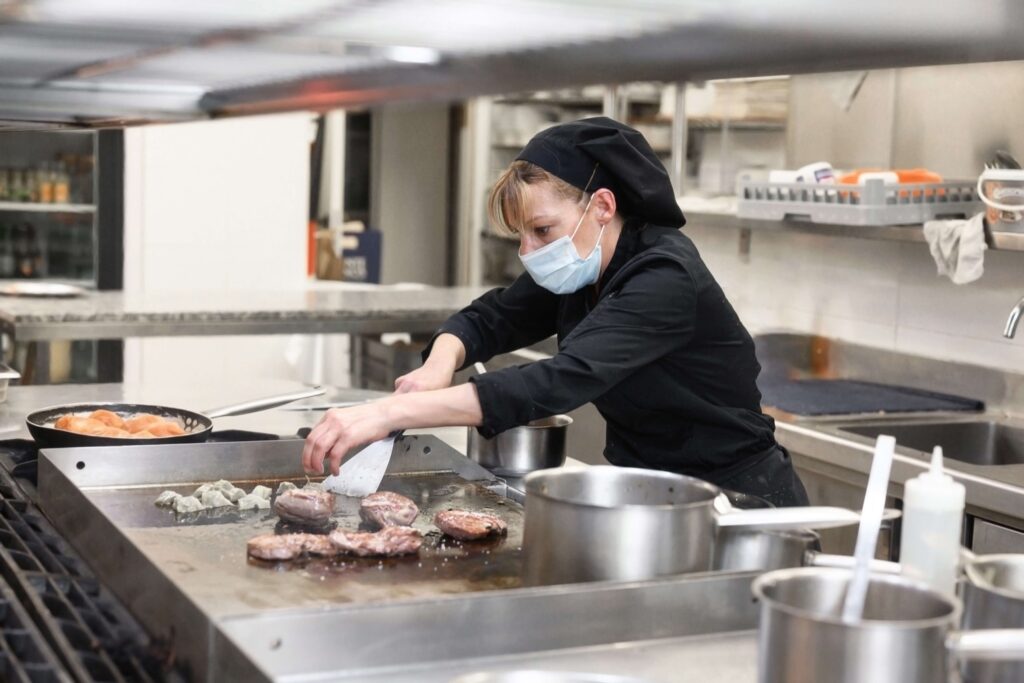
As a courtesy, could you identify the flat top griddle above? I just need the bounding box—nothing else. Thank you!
[39,437,525,621]
[90,470,523,613]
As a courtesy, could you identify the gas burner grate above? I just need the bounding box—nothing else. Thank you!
[0,471,183,682]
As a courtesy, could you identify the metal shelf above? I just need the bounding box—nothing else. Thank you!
[0,202,95,214]
[685,210,1024,252]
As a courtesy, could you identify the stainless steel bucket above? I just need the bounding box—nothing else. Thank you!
[752,567,1024,683]
[522,466,890,586]
[467,415,571,476]
[962,554,1024,683]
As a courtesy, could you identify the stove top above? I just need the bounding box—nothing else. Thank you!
[0,429,283,683]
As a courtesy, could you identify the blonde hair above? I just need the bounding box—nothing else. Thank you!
[488,160,587,235]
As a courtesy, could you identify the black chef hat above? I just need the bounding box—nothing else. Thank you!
[516,116,686,228]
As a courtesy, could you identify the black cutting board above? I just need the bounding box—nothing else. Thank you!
[759,379,984,416]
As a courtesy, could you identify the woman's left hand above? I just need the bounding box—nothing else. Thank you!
[301,401,396,476]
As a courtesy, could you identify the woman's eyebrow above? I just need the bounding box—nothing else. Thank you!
[529,213,556,224]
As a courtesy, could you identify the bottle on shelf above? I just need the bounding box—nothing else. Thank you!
[898,446,967,598]
[0,222,9,277]
[37,164,54,204]
[53,162,70,204]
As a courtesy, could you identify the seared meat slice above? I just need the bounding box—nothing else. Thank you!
[247,534,307,561]
[329,526,423,557]
[274,489,335,527]
[434,510,507,540]
[359,491,419,528]
[247,533,338,560]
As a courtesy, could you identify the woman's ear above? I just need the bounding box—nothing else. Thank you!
[592,188,617,224]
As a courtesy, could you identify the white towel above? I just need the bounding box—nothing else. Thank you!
[923,213,987,285]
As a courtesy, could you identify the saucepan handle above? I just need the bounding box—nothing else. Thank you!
[805,551,901,574]
[717,506,901,531]
[948,629,1024,661]
[204,387,326,419]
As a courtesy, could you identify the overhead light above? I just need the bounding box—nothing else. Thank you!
[381,45,440,65]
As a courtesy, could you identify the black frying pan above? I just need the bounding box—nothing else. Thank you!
[26,387,325,449]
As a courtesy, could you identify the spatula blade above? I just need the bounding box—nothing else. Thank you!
[322,435,396,498]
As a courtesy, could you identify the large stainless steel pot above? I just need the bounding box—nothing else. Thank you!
[962,554,1024,683]
[752,567,1024,683]
[522,466,891,586]
[467,415,571,476]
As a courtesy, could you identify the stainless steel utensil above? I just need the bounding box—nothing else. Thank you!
[962,553,1024,683]
[468,415,571,476]
[322,430,403,497]
[752,566,1024,683]
[522,466,896,585]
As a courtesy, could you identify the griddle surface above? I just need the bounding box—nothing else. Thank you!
[85,472,523,616]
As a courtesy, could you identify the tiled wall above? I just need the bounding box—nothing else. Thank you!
[687,223,1024,374]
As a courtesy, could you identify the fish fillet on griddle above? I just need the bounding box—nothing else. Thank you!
[434,510,507,540]
[329,526,423,557]
[247,533,338,560]
[359,491,419,528]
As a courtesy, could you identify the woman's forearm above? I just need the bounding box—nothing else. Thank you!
[424,333,467,375]
[385,383,483,431]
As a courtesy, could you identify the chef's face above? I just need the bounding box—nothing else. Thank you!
[517,182,596,256]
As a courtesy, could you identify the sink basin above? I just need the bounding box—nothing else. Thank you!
[838,421,1024,466]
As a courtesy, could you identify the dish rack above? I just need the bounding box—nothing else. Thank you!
[737,177,982,226]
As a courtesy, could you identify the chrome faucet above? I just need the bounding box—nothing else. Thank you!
[1006,296,1024,338]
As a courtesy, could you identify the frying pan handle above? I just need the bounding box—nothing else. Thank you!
[716,506,901,531]
[204,387,326,419]
[948,629,1024,661]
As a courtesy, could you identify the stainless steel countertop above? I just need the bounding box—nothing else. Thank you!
[0,283,487,341]
[325,632,758,683]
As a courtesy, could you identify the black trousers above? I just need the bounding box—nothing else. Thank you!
[710,445,810,508]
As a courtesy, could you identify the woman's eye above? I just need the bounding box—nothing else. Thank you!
[534,226,551,237]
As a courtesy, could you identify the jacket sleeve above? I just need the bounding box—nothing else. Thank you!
[469,258,696,437]
[421,273,559,369]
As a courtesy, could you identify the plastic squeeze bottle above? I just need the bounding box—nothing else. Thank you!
[899,447,966,597]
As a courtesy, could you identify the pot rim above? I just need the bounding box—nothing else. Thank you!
[751,566,961,629]
[523,465,720,511]
[964,554,1024,601]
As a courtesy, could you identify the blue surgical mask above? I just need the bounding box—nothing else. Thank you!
[519,196,606,294]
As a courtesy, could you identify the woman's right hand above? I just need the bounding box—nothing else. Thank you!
[394,363,453,394]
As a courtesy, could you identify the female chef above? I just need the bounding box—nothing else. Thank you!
[302,117,808,507]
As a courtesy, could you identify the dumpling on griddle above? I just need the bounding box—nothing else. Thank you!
[238,494,271,510]
[155,490,181,508]
[250,485,272,500]
[200,489,233,509]
[224,487,247,503]
[173,495,204,514]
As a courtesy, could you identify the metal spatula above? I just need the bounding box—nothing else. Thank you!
[321,431,402,497]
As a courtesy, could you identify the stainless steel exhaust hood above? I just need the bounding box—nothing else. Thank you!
[2,0,1024,128]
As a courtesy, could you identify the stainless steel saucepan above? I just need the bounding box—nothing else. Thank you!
[522,466,899,586]
[467,415,571,476]
[961,552,1024,683]
[753,566,1024,683]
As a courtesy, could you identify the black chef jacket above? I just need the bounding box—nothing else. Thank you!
[424,221,778,479]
